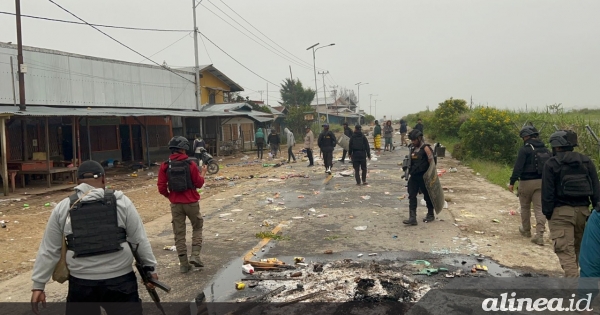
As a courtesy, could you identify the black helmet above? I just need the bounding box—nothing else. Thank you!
[519,126,539,138]
[408,129,423,140]
[168,136,190,150]
[549,130,578,148]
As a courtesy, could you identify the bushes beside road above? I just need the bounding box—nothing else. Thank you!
[405,99,600,189]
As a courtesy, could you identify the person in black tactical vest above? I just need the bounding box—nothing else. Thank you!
[339,122,353,163]
[509,126,551,245]
[318,123,337,175]
[31,160,158,315]
[403,129,436,225]
[158,136,207,273]
[348,124,371,185]
[542,130,600,277]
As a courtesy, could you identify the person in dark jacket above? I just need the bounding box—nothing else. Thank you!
[403,129,435,225]
[158,136,207,273]
[509,126,551,245]
[399,119,408,146]
[267,129,280,159]
[339,122,353,163]
[414,119,424,133]
[348,125,371,185]
[255,128,265,160]
[542,130,600,277]
[318,123,337,175]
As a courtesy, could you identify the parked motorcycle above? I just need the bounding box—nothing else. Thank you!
[194,147,219,175]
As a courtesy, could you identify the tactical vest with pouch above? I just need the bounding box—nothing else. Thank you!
[410,144,436,175]
[66,189,127,258]
[558,160,594,198]
[525,144,552,175]
[166,159,194,192]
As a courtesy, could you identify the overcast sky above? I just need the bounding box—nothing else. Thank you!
[1,0,600,119]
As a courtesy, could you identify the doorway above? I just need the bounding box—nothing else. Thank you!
[119,125,132,161]
[62,125,73,161]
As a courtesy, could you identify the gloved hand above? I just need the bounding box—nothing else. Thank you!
[545,215,552,221]
[402,166,407,171]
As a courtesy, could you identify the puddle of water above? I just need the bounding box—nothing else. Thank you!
[202,250,528,302]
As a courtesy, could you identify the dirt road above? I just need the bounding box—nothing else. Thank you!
[0,134,561,303]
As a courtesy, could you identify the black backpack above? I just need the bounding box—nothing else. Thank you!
[165,159,194,192]
[558,159,594,198]
[528,144,552,175]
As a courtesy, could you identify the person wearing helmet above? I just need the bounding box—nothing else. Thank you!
[157,136,208,273]
[509,126,551,245]
[373,120,382,155]
[348,124,371,185]
[318,123,337,175]
[403,129,436,225]
[542,130,600,277]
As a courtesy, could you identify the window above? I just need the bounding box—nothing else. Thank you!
[209,92,216,105]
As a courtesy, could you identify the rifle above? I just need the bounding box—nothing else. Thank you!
[586,125,600,157]
[401,144,413,184]
[128,243,171,315]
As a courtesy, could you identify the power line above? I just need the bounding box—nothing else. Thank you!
[46,0,195,84]
[205,0,313,70]
[200,2,313,71]
[215,0,315,69]
[0,11,191,32]
[198,30,278,87]
[198,31,213,64]
[138,31,193,63]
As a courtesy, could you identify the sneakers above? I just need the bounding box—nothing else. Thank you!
[326,167,332,175]
[519,226,532,238]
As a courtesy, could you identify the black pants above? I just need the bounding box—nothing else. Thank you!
[287,146,296,162]
[408,172,434,216]
[353,159,367,184]
[341,149,348,161]
[322,150,333,169]
[306,148,314,165]
[66,271,142,315]
[257,144,264,159]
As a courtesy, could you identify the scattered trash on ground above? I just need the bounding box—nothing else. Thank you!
[163,245,176,251]
[361,196,371,200]
[354,226,368,231]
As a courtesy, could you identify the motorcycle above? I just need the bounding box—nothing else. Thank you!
[191,147,220,175]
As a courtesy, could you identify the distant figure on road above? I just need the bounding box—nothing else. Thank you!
[31,160,158,315]
[304,126,315,167]
[509,126,551,246]
[255,128,265,160]
[192,134,206,160]
[403,129,435,225]
[383,120,394,152]
[318,123,337,175]
[267,129,280,159]
[349,124,371,185]
[399,119,408,146]
[373,120,382,155]
[158,136,207,273]
[414,119,424,133]
[542,130,600,277]
[339,122,353,163]
[284,127,297,163]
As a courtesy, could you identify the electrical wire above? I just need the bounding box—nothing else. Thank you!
[138,31,193,63]
[46,0,195,84]
[198,30,278,87]
[0,11,191,32]
[198,31,213,64]
[215,0,316,69]
[200,3,313,71]
[205,0,313,70]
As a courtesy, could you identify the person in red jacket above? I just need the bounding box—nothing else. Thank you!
[157,136,207,273]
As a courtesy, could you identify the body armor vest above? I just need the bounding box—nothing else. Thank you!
[66,189,127,258]
[409,145,430,175]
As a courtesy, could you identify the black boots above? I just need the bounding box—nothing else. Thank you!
[403,209,418,225]
[423,213,435,223]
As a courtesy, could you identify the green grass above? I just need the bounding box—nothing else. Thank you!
[463,159,514,189]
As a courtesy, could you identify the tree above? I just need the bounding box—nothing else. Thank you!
[364,114,375,124]
[279,78,315,107]
[247,100,272,114]
[334,87,358,105]
[284,105,313,136]
[432,98,469,136]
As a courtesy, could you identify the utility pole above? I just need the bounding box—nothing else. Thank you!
[15,0,26,112]
[318,71,329,123]
[258,90,264,101]
[374,99,381,121]
[332,87,338,119]
[355,82,368,113]
[266,82,268,106]
[192,0,201,111]
[289,65,297,107]
[369,94,377,116]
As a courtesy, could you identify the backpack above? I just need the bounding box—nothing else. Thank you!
[558,159,594,198]
[528,144,552,175]
[165,159,194,192]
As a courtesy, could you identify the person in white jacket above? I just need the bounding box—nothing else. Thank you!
[30,160,158,315]
[284,127,297,163]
